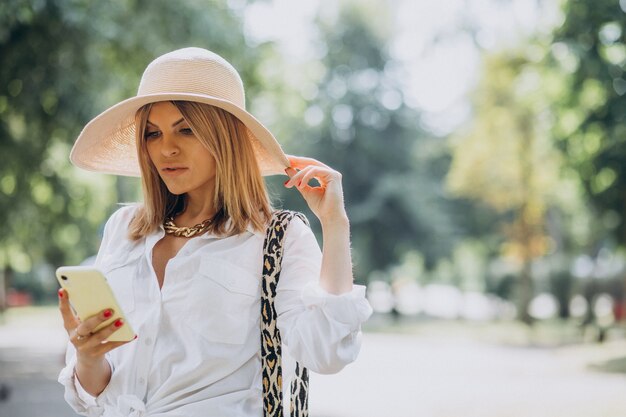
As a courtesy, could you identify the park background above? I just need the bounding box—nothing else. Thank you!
[1,0,626,416]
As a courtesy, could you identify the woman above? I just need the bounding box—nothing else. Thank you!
[57,47,371,416]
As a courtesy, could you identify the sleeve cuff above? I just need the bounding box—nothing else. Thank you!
[74,369,98,406]
[301,282,373,332]
[58,354,115,414]
[58,356,103,416]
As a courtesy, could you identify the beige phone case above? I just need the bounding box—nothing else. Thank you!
[56,266,136,342]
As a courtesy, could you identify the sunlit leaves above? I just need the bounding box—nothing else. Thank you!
[447,50,566,266]
[578,79,606,110]
[282,3,460,276]
[0,0,253,284]
[591,167,617,194]
[554,0,626,244]
[30,175,53,205]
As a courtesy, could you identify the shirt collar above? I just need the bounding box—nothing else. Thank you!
[245,222,266,238]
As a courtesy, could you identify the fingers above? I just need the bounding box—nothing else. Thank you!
[284,166,316,188]
[286,155,330,171]
[74,318,135,356]
[59,288,135,362]
[285,167,297,178]
[58,289,79,332]
[94,318,126,344]
[72,308,115,343]
[285,165,340,190]
[300,168,324,189]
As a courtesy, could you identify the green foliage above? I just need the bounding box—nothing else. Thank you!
[444,0,626,320]
[1,0,108,271]
[553,0,626,244]
[0,0,255,279]
[271,4,462,280]
[7,0,625,317]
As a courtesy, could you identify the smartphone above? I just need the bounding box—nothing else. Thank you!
[56,266,136,342]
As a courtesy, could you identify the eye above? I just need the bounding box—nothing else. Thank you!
[180,128,194,135]
[144,130,160,140]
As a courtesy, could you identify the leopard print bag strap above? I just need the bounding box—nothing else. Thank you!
[261,210,310,417]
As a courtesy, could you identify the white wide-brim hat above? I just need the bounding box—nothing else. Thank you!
[70,47,290,177]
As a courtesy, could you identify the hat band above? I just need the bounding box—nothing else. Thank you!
[137,61,246,108]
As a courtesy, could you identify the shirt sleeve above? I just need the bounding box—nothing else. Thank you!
[275,215,373,374]
[57,342,114,416]
[57,205,134,415]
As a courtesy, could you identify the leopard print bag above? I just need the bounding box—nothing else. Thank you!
[261,210,310,417]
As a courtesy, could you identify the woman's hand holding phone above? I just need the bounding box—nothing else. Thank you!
[59,289,132,362]
[58,289,135,363]
[58,288,137,397]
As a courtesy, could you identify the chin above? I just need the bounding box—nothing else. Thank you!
[165,187,187,196]
[160,182,187,196]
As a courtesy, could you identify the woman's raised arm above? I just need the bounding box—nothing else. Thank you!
[284,156,354,295]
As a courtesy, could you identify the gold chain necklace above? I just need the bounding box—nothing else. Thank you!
[163,217,213,238]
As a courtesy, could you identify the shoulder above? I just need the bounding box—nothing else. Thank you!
[278,211,322,266]
[96,204,144,265]
[286,212,310,235]
[103,204,141,236]
[278,211,319,251]
[107,203,140,226]
[271,210,309,225]
[270,210,311,237]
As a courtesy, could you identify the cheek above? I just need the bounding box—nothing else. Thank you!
[195,147,216,173]
[205,157,217,176]
[145,143,158,163]
[144,149,163,178]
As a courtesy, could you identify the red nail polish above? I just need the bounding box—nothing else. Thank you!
[284,180,290,186]
[134,335,138,340]
[104,309,112,318]
[58,289,64,298]
[114,319,124,327]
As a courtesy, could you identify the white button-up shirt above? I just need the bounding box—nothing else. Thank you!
[58,205,372,417]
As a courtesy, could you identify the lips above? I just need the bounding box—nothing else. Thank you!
[162,167,186,171]
[161,167,188,176]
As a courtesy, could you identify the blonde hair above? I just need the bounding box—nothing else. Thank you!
[128,101,273,240]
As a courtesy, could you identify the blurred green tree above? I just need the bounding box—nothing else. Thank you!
[551,0,626,319]
[0,0,259,305]
[553,0,626,245]
[271,3,465,282]
[446,48,591,323]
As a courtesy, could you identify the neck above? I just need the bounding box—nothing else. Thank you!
[176,189,217,225]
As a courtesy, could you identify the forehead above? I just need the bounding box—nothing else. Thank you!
[146,101,185,125]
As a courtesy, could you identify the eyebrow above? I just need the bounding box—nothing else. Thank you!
[146,118,185,128]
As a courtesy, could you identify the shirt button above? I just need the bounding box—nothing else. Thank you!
[139,377,146,385]
[145,337,153,346]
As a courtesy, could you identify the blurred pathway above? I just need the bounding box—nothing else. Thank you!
[0,308,73,417]
[1,309,626,417]
[311,332,626,417]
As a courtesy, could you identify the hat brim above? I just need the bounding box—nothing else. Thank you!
[70,93,290,177]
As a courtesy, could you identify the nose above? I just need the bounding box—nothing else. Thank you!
[160,134,179,157]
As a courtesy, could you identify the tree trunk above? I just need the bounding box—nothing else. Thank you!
[517,114,535,325]
[518,251,534,325]
[0,265,11,320]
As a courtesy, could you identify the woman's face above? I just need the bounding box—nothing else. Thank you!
[144,101,216,197]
